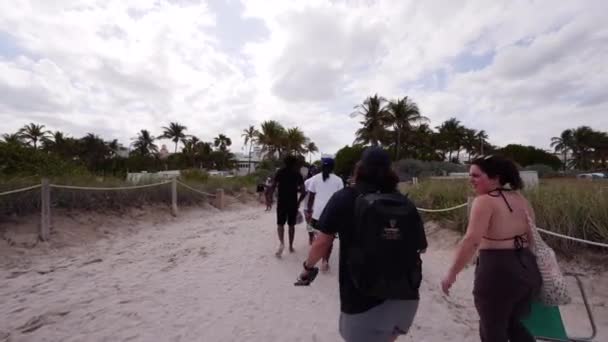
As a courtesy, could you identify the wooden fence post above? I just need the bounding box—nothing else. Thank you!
[171,178,178,216]
[214,188,225,210]
[40,178,51,241]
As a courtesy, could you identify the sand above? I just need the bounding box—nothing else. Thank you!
[1,204,606,342]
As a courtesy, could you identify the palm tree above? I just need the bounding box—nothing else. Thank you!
[551,129,574,170]
[80,133,111,171]
[241,125,259,174]
[476,130,489,156]
[284,127,307,156]
[214,134,232,151]
[132,129,158,156]
[1,133,24,146]
[256,120,286,159]
[352,94,389,146]
[385,96,427,159]
[18,123,51,149]
[160,122,188,153]
[436,118,466,162]
[570,126,595,170]
[305,141,318,164]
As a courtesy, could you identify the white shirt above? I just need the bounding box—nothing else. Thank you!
[308,173,344,220]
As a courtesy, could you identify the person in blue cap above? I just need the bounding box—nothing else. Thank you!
[304,156,344,271]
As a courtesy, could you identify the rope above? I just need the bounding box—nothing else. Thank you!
[0,184,42,196]
[50,181,171,191]
[416,202,468,213]
[176,181,216,197]
[536,228,608,248]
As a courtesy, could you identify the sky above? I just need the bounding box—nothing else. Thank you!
[1,0,607,157]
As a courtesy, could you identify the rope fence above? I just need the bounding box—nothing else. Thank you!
[1,178,242,241]
[414,199,608,249]
[2,178,605,248]
[535,228,608,249]
[0,184,42,197]
[176,180,216,197]
[416,202,468,213]
[49,181,171,191]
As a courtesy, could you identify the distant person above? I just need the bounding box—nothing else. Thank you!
[269,155,306,257]
[296,147,427,341]
[264,176,273,211]
[441,155,541,342]
[305,157,343,272]
[256,181,265,203]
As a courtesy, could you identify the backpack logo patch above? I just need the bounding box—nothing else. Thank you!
[382,218,401,240]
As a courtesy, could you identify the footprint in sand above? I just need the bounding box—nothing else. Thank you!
[17,311,70,334]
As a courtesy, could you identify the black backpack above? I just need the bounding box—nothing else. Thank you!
[348,191,426,300]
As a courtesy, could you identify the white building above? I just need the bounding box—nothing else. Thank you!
[233,148,263,176]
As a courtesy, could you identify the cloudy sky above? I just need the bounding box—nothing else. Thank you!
[1,0,607,156]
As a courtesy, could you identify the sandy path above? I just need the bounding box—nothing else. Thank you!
[1,206,606,341]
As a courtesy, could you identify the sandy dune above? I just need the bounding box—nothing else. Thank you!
[1,205,606,341]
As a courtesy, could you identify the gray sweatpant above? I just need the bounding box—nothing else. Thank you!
[339,300,419,342]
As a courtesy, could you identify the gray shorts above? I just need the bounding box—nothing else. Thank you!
[339,300,419,342]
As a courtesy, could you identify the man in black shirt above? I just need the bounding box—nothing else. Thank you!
[296,147,427,341]
[269,155,306,257]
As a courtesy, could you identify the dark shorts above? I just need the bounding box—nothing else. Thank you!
[339,300,419,342]
[277,204,298,226]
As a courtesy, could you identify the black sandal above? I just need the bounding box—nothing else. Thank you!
[294,267,319,286]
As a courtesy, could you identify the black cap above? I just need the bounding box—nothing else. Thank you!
[361,146,391,168]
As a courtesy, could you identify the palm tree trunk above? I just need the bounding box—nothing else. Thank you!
[175,141,178,153]
[396,130,401,160]
[248,143,252,175]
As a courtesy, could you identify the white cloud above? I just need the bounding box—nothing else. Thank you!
[0,0,607,155]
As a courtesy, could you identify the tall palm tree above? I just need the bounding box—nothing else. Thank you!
[132,129,158,156]
[570,126,595,170]
[592,131,608,169]
[213,134,232,151]
[352,94,389,146]
[160,122,188,153]
[80,133,111,171]
[284,127,307,156]
[305,141,318,164]
[476,130,489,156]
[436,118,466,162]
[18,123,51,149]
[256,120,286,159]
[241,125,259,174]
[41,131,64,152]
[551,129,574,170]
[385,96,427,159]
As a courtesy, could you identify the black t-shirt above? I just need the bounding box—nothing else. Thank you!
[317,184,426,314]
[317,187,383,314]
[274,168,304,206]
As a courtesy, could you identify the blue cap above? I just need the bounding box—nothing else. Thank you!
[321,157,334,166]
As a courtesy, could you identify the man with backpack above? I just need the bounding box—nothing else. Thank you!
[295,147,427,342]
